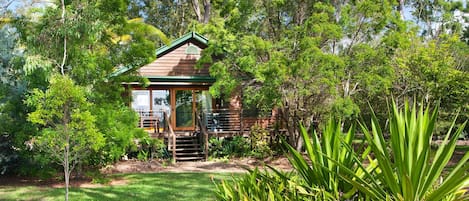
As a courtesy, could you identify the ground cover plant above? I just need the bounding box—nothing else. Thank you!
[0,173,232,201]
[214,101,469,200]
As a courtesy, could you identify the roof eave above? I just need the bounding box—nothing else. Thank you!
[155,31,208,57]
[111,31,209,77]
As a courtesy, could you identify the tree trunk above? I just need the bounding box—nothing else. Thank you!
[191,0,210,24]
[64,137,70,201]
[398,0,405,20]
[191,0,202,22]
[63,101,71,201]
[202,0,210,24]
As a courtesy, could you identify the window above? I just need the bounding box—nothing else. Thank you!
[131,90,150,114]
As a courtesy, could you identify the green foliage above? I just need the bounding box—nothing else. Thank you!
[342,101,469,200]
[136,137,167,160]
[26,75,105,171]
[214,119,357,200]
[91,104,148,164]
[0,24,50,175]
[8,0,166,177]
[16,154,58,179]
[215,168,329,201]
[85,170,111,184]
[128,0,197,39]
[208,130,274,159]
[216,101,469,200]
[197,0,401,149]
[392,37,469,134]
[281,119,369,200]
[249,124,272,158]
[209,136,250,158]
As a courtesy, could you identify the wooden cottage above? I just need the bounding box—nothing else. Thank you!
[115,32,279,161]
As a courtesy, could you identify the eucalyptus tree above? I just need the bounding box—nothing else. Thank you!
[128,0,211,40]
[197,0,402,149]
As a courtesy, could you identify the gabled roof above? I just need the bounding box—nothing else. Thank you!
[155,31,208,57]
[111,31,209,77]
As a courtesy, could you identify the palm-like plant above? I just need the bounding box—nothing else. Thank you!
[214,119,366,200]
[214,168,324,201]
[344,101,469,200]
[284,119,370,200]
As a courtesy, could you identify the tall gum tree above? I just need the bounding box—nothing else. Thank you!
[197,0,402,149]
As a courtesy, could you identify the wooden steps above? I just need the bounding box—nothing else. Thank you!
[166,134,205,161]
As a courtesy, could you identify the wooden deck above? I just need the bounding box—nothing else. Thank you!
[138,109,284,161]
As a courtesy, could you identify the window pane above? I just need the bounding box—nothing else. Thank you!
[131,90,150,113]
[152,90,171,126]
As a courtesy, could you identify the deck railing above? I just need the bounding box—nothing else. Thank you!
[135,109,167,134]
[163,111,176,162]
[200,109,245,134]
[195,112,209,160]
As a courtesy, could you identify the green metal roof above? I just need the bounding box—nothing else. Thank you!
[145,76,215,83]
[155,32,208,57]
[111,31,209,77]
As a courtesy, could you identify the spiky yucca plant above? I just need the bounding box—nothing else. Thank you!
[214,101,468,201]
[283,118,372,200]
[214,119,364,200]
[342,101,469,200]
[214,168,326,201]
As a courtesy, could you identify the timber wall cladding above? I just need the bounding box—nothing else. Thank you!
[137,41,210,77]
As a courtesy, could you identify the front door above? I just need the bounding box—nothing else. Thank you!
[173,90,195,130]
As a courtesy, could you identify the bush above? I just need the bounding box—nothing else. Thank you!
[214,168,329,200]
[209,136,250,158]
[343,101,469,200]
[215,118,362,200]
[249,124,272,158]
[208,124,275,159]
[135,137,168,161]
[16,154,58,179]
[214,101,469,200]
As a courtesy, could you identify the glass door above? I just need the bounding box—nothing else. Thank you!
[174,90,195,130]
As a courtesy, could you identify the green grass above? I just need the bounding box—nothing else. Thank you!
[0,173,235,201]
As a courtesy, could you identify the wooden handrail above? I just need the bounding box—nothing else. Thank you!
[196,113,209,160]
[163,111,176,163]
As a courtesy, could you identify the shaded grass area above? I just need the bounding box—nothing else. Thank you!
[0,173,234,201]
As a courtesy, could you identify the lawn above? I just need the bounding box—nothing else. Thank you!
[0,173,235,201]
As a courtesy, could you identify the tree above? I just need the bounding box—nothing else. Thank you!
[26,75,104,200]
[128,0,200,39]
[391,35,469,134]
[407,0,465,38]
[14,0,165,199]
[197,0,399,149]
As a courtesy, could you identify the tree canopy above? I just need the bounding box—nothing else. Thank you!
[0,0,467,175]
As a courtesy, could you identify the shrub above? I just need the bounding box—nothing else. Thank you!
[215,118,366,200]
[249,124,272,158]
[137,137,167,160]
[282,118,368,200]
[214,101,469,200]
[208,137,225,158]
[341,101,469,200]
[208,124,274,159]
[209,136,250,158]
[214,168,330,200]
